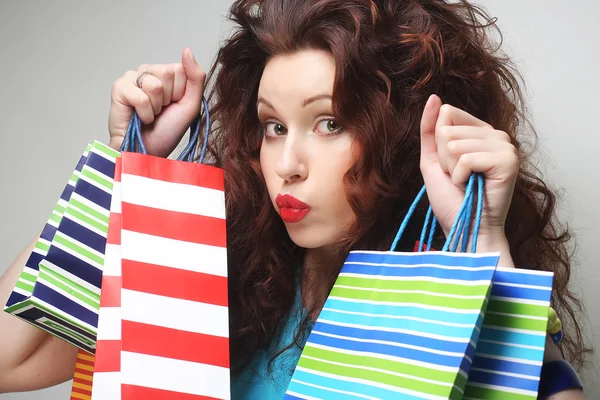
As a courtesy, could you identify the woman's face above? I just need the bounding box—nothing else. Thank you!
[258,49,359,250]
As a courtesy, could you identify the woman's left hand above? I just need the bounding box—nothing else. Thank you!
[418,94,519,245]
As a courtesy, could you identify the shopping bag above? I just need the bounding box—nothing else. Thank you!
[464,267,553,399]
[286,174,500,400]
[90,156,123,399]
[4,142,119,352]
[70,350,95,400]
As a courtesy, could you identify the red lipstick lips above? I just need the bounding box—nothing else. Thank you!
[275,194,311,223]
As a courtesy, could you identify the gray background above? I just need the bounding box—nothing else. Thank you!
[0,0,597,398]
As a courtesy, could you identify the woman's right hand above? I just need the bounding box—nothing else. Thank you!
[108,47,206,156]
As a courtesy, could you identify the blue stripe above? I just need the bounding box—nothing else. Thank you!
[478,327,545,348]
[60,183,76,202]
[347,251,499,268]
[309,329,468,368]
[290,369,431,399]
[25,251,44,271]
[460,353,474,375]
[43,246,102,288]
[283,395,304,400]
[471,355,540,377]
[475,340,544,362]
[58,217,107,253]
[492,269,553,289]
[30,283,98,328]
[468,368,540,392]
[318,309,479,339]
[73,179,112,211]
[491,283,551,302]
[5,291,27,307]
[41,223,58,242]
[341,263,496,282]
[86,152,116,178]
[313,321,472,354]
[324,298,481,325]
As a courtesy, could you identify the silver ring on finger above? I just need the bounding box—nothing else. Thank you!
[134,70,153,89]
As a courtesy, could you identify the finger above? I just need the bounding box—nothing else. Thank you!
[116,72,155,124]
[180,47,206,110]
[447,139,515,176]
[438,125,510,144]
[419,94,443,169]
[135,72,164,116]
[171,63,186,102]
[451,151,519,187]
[150,64,175,106]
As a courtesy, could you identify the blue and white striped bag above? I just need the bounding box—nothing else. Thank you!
[4,141,119,353]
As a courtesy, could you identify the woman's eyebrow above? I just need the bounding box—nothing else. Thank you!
[302,94,332,107]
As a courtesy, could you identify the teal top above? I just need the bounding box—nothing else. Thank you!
[230,283,312,399]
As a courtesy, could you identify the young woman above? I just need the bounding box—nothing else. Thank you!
[0,0,588,398]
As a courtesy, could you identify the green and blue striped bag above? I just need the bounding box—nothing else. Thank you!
[4,141,119,353]
[286,174,501,399]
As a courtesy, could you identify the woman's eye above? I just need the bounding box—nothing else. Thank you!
[315,119,342,135]
[264,122,287,137]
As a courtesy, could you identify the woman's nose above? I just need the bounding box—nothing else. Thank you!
[275,134,308,183]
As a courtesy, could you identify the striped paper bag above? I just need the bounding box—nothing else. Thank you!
[464,267,554,399]
[119,151,230,399]
[22,140,118,353]
[90,157,123,399]
[70,351,96,400]
[5,142,106,350]
[285,250,499,400]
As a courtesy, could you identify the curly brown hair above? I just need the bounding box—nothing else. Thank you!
[202,0,591,376]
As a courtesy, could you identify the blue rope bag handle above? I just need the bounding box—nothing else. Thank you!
[119,96,211,164]
[390,172,484,253]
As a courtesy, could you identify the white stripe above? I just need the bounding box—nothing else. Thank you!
[295,366,451,400]
[96,307,121,340]
[37,237,51,247]
[496,266,554,277]
[47,219,59,228]
[57,198,69,209]
[473,352,543,366]
[470,366,540,381]
[62,210,108,238]
[91,372,121,399]
[121,289,229,338]
[339,273,494,286]
[493,281,552,291]
[465,381,537,397]
[481,324,546,337]
[351,250,500,259]
[285,390,321,400]
[110,181,121,213]
[10,287,31,298]
[489,296,550,306]
[51,210,63,221]
[486,311,547,321]
[121,352,230,399]
[344,261,496,272]
[291,379,379,399]
[19,275,36,285]
[311,329,468,358]
[69,192,111,218]
[102,244,121,276]
[477,339,545,351]
[91,141,118,162]
[39,259,101,296]
[32,247,48,256]
[80,168,113,194]
[329,296,483,315]
[35,274,99,312]
[121,230,227,277]
[335,285,487,300]
[121,173,225,219]
[68,179,77,187]
[316,318,471,344]
[323,307,477,328]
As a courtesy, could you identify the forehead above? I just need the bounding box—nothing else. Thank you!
[258,49,336,100]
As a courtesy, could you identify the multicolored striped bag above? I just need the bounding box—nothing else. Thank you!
[4,141,119,353]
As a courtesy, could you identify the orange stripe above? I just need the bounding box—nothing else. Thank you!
[74,372,93,382]
[121,260,228,306]
[120,202,226,247]
[121,152,224,190]
[72,381,93,392]
[75,357,95,368]
[76,352,95,363]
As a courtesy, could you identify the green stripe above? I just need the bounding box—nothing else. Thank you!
[302,345,467,389]
[70,172,80,183]
[4,298,34,314]
[15,280,34,293]
[487,300,548,318]
[93,141,120,159]
[483,313,546,331]
[298,356,457,398]
[464,384,535,400]
[65,207,108,233]
[81,168,113,191]
[53,233,104,266]
[54,204,66,214]
[19,270,37,283]
[336,276,491,297]
[35,241,50,252]
[39,263,100,301]
[69,197,110,225]
[38,269,100,309]
[49,212,62,224]
[330,286,487,310]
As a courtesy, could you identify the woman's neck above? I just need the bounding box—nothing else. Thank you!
[301,247,341,320]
